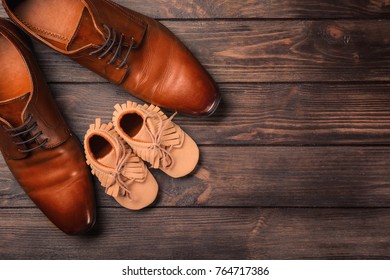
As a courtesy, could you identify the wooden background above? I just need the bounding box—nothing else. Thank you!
[1,0,390,259]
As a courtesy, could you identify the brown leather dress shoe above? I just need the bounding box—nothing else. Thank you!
[2,0,221,116]
[0,18,96,235]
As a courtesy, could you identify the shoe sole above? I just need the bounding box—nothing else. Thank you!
[200,92,222,117]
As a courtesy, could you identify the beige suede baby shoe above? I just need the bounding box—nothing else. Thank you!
[84,119,158,210]
[112,102,199,178]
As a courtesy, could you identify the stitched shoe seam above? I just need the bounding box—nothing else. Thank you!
[16,16,69,42]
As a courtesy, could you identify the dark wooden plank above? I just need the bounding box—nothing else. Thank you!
[119,0,390,19]
[2,147,390,208]
[1,20,389,83]
[1,207,390,259]
[40,20,390,82]
[1,0,390,19]
[167,20,390,83]
[48,82,390,145]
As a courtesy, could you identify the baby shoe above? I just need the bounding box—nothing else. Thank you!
[84,119,158,210]
[113,102,199,178]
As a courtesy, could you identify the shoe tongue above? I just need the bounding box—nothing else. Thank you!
[67,8,105,51]
[133,115,160,142]
[0,92,30,127]
[96,148,116,169]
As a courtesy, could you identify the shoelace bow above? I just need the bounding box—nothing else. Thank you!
[144,111,178,169]
[2,115,48,153]
[106,138,137,199]
[89,24,135,69]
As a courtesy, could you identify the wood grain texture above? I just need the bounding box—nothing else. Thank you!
[120,0,390,19]
[1,20,388,83]
[1,0,390,19]
[2,147,390,208]
[1,208,390,259]
[164,20,390,83]
[43,82,390,145]
[1,0,390,261]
